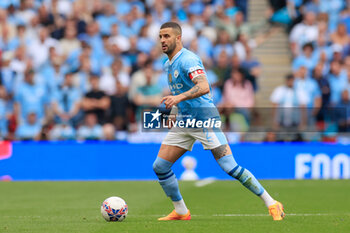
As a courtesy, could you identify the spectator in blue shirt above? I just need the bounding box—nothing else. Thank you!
[6,24,32,51]
[327,60,348,105]
[77,112,103,140]
[67,41,101,76]
[340,8,350,35]
[118,9,144,38]
[336,89,350,132]
[0,0,20,9]
[303,0,320,14]
[151,1,171,24]
[96,2,118,35]
[15,112,42,140]
[132,61,162,122]
[115,0,132,16]
[98,33,114,69]
[319,0,344,32]
[213,30,234,60]
[137,25,155,54]
[313,35,333,63]
[295,66,322,108]
[0,85,8,138]
[83,21,104,61]
[312,63,331,122]
[241,47,261,92]
[49,123,76,140]
[52,72,82,126]
[224,0,239,19]
[0,52,16,95]
[292,42,317,74]
[295,65,322,125]
[74,56,93,94]
[14,68,47,123]
[39,48,66,100]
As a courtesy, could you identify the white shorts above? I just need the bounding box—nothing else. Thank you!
[162,127,228,151]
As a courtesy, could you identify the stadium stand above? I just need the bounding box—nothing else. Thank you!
[0,0,349,142]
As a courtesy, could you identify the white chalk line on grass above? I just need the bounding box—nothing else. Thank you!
[129,213,346,217]
[2,213,347,218]
[194,177,216,187]
[211,213,341,217]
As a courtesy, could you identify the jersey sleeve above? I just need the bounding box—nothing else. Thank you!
[181,56,205,81]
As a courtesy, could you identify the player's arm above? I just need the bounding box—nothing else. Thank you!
[178,75,210,101]
[161,74,210,109]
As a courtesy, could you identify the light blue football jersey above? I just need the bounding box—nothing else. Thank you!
[164,48,219,121]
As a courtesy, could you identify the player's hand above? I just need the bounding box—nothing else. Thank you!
[161,95,182,109]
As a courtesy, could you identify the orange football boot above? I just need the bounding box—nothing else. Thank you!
[158,210,191,221]
[268,201,285,221]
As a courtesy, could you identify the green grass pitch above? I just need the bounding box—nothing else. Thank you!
[1,180,349,233]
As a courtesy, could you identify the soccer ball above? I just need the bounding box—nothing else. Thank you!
[101,196,128,222]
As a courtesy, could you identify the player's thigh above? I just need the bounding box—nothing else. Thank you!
[157,144,187,163]
[162,128,196,152]
[192,128,231,156]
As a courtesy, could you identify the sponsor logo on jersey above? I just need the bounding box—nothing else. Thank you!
[169,83,183,90]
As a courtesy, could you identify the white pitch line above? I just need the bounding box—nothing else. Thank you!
[128,213,344,217]
[2,213,345,219]
[194,177,216,187]
[212,213,342,217]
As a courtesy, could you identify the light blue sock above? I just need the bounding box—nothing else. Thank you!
[217,154,264,196]
[153,157,182,201]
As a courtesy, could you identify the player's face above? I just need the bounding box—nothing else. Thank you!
[159,28,178,55]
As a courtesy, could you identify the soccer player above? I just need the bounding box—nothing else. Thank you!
[153,22,285,221]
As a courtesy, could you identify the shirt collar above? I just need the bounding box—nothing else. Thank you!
[169,48,184,65]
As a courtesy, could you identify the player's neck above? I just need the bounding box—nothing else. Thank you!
[168,45,183,61]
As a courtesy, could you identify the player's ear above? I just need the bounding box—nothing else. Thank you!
[176,34,181,43]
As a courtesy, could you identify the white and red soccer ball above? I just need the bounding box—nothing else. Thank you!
[101,196,128,222]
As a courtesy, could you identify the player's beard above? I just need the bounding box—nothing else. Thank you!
[164,40,177,56]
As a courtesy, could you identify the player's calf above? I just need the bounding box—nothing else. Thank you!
[153,157,183,201]
[153,157,189,217]
[216,153,264,195]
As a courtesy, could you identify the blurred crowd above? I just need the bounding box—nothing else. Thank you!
[0,0,271,141]
[2,0,349,142]
[269,0,350,141]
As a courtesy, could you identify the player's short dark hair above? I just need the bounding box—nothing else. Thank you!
[160,22,182,35]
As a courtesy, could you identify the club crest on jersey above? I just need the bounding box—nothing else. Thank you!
[168,73,172,83]
[174,70,179,78]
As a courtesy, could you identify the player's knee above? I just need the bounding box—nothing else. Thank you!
[152,157,172,175]
[152,160,162,174]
